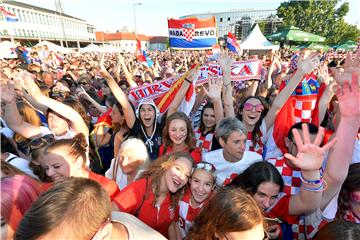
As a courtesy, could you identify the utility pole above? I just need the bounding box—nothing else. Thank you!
[55,0,68,47]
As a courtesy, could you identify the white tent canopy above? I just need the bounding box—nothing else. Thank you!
[35,41,73,54]
[79,44,120,53]
[240,24,279,50]
[0,41,18,59]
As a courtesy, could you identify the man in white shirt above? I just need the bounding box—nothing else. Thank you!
[203,117,262,187]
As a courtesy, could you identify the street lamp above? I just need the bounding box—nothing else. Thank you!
[133,3,142,33]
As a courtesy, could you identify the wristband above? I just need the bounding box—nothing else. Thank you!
[185,78,192,84]
[300,172,323,185]
[302,179,327,192]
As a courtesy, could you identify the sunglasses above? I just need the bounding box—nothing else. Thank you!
[29,134,55,150]
[243,102,264,112]
[80,82,88,85]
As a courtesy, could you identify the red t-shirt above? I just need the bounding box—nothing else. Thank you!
[88,171,120,200]
[159,144,202,164]
[113,178,179,238]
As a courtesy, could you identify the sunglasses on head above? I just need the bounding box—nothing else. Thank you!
[29,134,55,150]
[243,102,264,112]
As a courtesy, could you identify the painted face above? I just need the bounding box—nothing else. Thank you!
[253,182,280,210]
[219,223,265,240]
[164,157,192,193]
[202,107,216,129]
[111,105,124,124]
[241,98,264,127]
[190,169,215,206]
[139,104,156,128]
[350,191,360,219]
[47,112,69,136]
[220,131,247,162]
[39,147,80,183]
[168,119,188,146]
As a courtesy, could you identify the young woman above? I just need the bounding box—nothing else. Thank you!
[112,152,194,238]
[169,162,217,240]
[221,52,321,158]
[160,112,202,163]
[1,175,41,240]
[105,138,149,190]
[38,133,119,200]
[193,77,224,153]
[337,163,360,223]
[1,71,89,142]
[99,57,199,160]
[186,188,265,240]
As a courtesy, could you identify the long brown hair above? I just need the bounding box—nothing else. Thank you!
[186,188,264,240]
[14,101,42,143]
[162,112,195,153]
[337,163,360,220]
[139,152,194,209]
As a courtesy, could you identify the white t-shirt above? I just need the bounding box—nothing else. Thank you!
[5,153,38,179]
[111,211,167,240]
[203,149,262,187]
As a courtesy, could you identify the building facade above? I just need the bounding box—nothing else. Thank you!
[95,32,150,53]
[0,0,96,47]
[181,9,281,40]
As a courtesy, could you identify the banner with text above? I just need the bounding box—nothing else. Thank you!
[168,17,217,49]
[128,59,262,102]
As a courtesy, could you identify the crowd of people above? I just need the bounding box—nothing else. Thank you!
[1,42,359,240]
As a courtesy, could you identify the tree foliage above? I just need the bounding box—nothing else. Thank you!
[277,0,359,45]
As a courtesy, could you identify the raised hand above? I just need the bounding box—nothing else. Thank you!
[0,82,16,104]
[336,72,360,120]
[284,124,337,171]
[202,74,222,101]
[218,50,234,77]
[316,64,331,85]
[297,52,321,75]
[185,64,200,82]
[19,71,43,99]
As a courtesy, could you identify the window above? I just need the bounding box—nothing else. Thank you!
[220,18,223,22]
[228,17,231,21]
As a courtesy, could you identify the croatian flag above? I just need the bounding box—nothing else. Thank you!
[0,7,19,22]
[168,17,217,49]
[227,32,241,55]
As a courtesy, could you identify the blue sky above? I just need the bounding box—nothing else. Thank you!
[18,0,360,36]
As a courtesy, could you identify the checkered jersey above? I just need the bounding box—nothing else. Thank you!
[246,120,267,157]
[183,28,195,42]
[266,156,301,196]
[177,189,203,238]
[304,209,331,239]
[269,193,306,240]
[194,127,214,153]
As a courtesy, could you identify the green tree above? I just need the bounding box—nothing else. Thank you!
[277,0,360,45]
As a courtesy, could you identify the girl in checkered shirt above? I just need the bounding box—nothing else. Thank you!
[169,162,217,239]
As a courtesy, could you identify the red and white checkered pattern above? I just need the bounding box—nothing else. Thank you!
[344,209,360,223]
[246,130,264,157]
[194,127,214,153]
[183,28,195,42]
[294,99,317,123]
[266,156,301,196]
[177,189,203,238]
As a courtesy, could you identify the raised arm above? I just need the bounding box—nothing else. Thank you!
[0,77,43,138]
[202,75,224,123]
[284,124,337,215]
[167,65,200,116]
[118,54,138,88]
[265,53,321,131]
[21,71,89,137]
[218,51,235,117]
[99,55,136,129]
[321,72,360,209]
[76,86,107,114]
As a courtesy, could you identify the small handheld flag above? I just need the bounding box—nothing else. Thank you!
[226,32,241,55]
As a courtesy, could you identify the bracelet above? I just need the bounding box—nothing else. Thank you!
[185,78,192,84]
[302,179,327,192]
[300,172,323,185]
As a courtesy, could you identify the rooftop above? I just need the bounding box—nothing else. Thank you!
[3,0,85,21]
